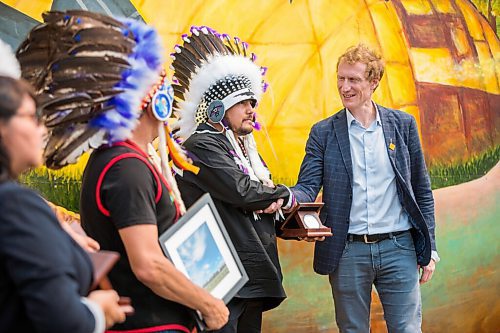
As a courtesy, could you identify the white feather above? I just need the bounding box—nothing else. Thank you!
[61,130,106,165]
[0,39,21,79]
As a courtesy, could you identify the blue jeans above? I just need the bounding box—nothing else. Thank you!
[329,231,421,333]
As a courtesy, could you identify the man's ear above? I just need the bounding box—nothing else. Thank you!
[145,103,153,117]
[142,103,156,121]
[371,79,380,91]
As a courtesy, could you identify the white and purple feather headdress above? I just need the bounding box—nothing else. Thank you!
[170,26,268,140]
[171,26,273,187]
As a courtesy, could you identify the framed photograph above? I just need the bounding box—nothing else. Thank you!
[159,193,248,304]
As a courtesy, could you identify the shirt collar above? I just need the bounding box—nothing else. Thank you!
[346,102,381,128]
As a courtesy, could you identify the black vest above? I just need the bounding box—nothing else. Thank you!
[80,141,194,331]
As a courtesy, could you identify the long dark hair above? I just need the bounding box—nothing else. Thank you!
[0,76,37,182]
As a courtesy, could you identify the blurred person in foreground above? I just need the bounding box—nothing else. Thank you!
[0,74,129,333]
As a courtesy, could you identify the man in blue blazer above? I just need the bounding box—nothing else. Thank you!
[292,44,439,332]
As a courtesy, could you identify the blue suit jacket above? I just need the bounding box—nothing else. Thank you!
[292,105,436,275]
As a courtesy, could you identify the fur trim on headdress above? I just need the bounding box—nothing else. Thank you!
[0,39,21,78]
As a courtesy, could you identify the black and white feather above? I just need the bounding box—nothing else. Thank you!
[17,10,163,169]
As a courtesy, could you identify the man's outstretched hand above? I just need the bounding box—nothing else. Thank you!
[255,198,284,214]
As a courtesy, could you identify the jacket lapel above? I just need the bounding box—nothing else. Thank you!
[378,105,397,168]
[332,109,353,185]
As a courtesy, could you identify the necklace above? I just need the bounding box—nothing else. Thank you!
[237,137,250,162]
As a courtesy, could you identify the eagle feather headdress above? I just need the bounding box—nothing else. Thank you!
[16,10,163,169]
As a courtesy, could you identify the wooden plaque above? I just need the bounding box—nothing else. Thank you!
[88,250,120,290]
[280,202,333,239]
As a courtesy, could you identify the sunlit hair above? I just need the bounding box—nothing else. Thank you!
[337,44,385,83]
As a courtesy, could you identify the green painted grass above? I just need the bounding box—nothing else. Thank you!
[20,169,81,213]
[421,197,500,306]
[19,144,500,212]
[428,145,499,190]
[275,146,499,190]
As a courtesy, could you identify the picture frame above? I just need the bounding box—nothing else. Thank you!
[159,193,248,304]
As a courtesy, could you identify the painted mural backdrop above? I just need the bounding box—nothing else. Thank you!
[1,1,498,332]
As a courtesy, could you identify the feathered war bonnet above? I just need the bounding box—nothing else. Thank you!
[16,10,164,169]
[170,26,267,140]
[171,26,272,186]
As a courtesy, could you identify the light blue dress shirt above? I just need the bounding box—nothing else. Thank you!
[346,107,412,235]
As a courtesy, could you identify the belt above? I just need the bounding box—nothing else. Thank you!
[348,230,408,244]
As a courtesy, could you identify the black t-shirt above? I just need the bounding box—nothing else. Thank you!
[80,141,194,331]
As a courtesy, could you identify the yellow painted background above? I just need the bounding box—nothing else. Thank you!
[6,0,498,184]
[2,1,499,332]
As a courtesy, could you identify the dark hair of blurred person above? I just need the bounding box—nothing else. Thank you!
[0,76,39,181]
